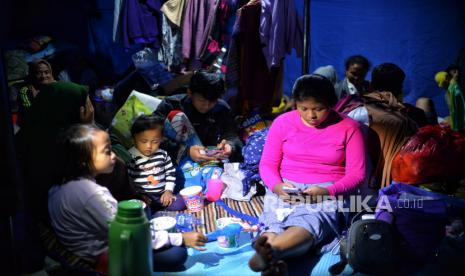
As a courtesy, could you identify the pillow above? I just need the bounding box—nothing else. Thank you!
[110,91,162,149]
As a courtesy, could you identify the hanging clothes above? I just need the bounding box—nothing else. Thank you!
[158,14,184,70]
[228,0,283,114]
[113,0,124,43]
[160,0,187,27]
[259,0,303,69]
[119,0,162,49]
[201,0,238,70]
[158,0,188,71]
[182,0,219,69]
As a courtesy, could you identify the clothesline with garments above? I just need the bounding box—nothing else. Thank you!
[113,0,304,115]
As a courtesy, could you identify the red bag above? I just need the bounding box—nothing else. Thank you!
[391,125,465,184]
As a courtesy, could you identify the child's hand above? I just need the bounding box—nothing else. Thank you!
[216,139,232,159]
[182,232,207,251]
[161,190,174,207]
[189,145,217,163]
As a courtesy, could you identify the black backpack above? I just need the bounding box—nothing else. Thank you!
[329,218,399,275]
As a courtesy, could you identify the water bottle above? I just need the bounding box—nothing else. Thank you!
[109,200,153,276]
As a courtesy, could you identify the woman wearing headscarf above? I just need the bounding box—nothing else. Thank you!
[17,59,57,127]
[17,81,95,219]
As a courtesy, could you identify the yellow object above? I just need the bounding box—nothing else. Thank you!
[434,71,448,88]
[272,97,286,114]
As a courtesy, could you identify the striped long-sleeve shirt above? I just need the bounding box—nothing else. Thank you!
[128,147,176,194]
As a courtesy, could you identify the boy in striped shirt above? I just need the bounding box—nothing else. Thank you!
[128,115,185,211]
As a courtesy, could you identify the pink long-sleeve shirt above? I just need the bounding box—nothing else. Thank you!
[259,110,366,196]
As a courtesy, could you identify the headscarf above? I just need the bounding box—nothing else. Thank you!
[28,59,55,85]
[25,81,88,135]
[314,65,338,85]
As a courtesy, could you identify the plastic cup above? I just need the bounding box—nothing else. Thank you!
[206,179,224,202]
[180,186,204,212]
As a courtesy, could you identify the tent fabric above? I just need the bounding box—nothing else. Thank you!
[284,0,465,117]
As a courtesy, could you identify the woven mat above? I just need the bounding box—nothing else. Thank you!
[155,196,264,233]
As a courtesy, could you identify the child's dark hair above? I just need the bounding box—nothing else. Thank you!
[189,70,225,100]
[371,63,406,97]
[131,114,165,137]
[292,74,338,108]
[57,124,102,183]
[345,55,371,71]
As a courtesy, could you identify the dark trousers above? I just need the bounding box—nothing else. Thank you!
[97,246,188,274]
[153,246,188,272]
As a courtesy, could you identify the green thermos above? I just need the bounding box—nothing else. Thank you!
[109,200,153,276]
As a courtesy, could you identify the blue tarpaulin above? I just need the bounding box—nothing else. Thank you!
[285,0,465,117]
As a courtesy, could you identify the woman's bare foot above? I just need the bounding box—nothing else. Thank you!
[249,236,275,272]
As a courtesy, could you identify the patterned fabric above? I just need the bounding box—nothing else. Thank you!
[158,14,184,70]
[160,196,264,233]
[38,222,95,272]
[163,110,203,163]
[239,127,269,196]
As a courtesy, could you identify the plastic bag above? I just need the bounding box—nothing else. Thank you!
[391,125,465,184]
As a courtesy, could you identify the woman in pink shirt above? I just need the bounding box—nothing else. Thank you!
[249,74,366,274]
